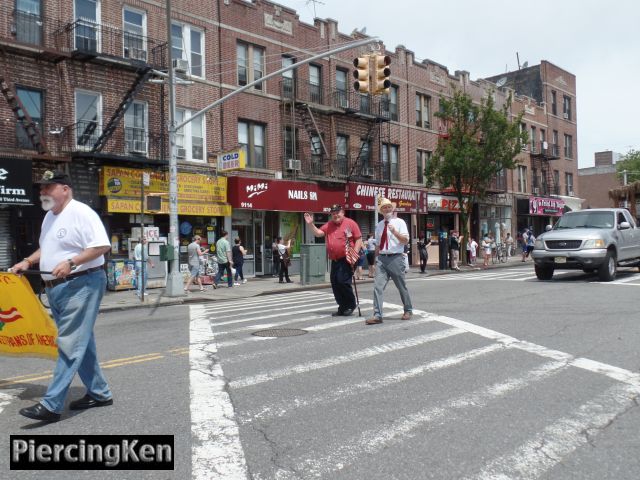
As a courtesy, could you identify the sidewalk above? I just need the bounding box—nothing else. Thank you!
[99,254,530,313]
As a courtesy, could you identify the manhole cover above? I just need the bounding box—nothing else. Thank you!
[252,328,308,337]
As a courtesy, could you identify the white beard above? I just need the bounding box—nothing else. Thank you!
[40,195,55,211]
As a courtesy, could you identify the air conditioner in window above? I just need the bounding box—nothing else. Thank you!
[563,112,569,119]
[127,140,147,154]
[172,58,189,73]
[362,167,374,177]
[568,189,575,196]
[176,147,187,159]
[533,187,540,195]
[285,158,301,171]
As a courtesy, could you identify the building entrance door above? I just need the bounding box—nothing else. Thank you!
[253,214,263,275]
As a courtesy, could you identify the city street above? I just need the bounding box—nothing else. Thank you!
[2,263,640,479]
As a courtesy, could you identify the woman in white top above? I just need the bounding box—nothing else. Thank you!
[365,233,376,278]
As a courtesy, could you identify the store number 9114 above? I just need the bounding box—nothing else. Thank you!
[241,202,253,208]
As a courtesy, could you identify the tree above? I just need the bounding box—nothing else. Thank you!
[616,149,640,184]
[425,89,526,257]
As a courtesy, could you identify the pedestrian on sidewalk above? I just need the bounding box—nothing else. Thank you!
[417,234,428,273]
[481,233,492,268]
[133,236,154,297]
[214,230,234,288]
[449,231,462,270]
[468,237,478,265]
[276,236,293,283]
[11,170,113,422]
[270,237,280,278]
[366,197,413,325]
[304,204,362,317]
[504,232,514,258]
[232,238,247,285]
[185,235,205,292]
[366,233,377,278]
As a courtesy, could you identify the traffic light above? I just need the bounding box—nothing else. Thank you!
[353,56,370,94]
[373,55,391,95]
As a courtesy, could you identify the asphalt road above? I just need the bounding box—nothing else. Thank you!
[2,264,640,479]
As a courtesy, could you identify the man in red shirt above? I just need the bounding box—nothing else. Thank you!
[304,204,363,316]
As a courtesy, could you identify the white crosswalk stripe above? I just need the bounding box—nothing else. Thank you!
[189,291,640,480]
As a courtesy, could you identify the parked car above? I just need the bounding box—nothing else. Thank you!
[531,208,640,281]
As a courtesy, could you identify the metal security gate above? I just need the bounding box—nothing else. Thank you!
[0,210,12,268]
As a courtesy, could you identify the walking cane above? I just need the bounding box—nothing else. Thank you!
[351,266,362,317]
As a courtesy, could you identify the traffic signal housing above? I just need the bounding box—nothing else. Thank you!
[353,56,370,94]
[374,55,391,95]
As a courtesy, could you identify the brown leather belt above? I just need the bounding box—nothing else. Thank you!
[44,266,104,289]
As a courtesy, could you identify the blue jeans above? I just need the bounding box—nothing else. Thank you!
[215,262,233,287]
[42,270,112,413]
[234,263,244,281]
[135,262,147,296]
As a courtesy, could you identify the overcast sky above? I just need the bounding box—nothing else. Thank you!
[275,0,639,168]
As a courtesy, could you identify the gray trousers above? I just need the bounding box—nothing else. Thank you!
[373,254,413,319]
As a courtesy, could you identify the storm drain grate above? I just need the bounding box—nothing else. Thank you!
[252,328,308,337]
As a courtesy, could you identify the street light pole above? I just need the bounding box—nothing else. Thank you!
[165,0,183,296]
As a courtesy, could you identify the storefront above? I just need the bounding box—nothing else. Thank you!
[516,195,564,237]
[424,194,463,263]
[228,177,345,276]
[0,158,33,270]
[345,182,428,265]
[477,193,514,243]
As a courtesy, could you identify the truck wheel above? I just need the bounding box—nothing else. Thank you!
[535,265,554,280]
[598,251,617,281]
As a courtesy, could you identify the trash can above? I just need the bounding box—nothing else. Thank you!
[300,244,326,284]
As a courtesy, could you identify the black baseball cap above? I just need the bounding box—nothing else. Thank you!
[329,204,343,212]
[36,170,73,188]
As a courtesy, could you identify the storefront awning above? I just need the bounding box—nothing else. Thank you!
[554,195,584,212]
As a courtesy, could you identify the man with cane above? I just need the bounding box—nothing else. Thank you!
[304,204,362,317]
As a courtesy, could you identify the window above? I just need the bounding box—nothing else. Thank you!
[530,126,536,152]
[238,121,265,168]
[382,144,399,182]
[517,165,527,193]
[123,7,146,61]
[75,90,101,147]
[359,139,371,175]
[416,93,430,128]
[237,42,264,90]
[309,64,322,103]
[540,129,546,149]
[389,85,398,121]
[282,56,295,97]
[15,87,43,149]
[172,23,204,77]
[283,127,297,161]
[532,168,538,190]
[564,134,573,158]
[15,0,42,45]
[416,150,431,185]
[175,109,206,162]
[335,69,348,108]
[563,95,572,120]
[553,170,560,195]
[124,101,147,154]
[74,0,100,52]
[552,130,559,156]
[551,90,557,115]
[310,134,324,175]
[336,134,348,176]
[565,173,574,196]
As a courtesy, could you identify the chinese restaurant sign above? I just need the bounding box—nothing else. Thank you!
[345,182,428,213]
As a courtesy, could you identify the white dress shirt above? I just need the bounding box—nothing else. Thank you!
[375,217,408,254]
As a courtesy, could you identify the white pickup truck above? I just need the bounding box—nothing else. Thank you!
[531,208,640,281]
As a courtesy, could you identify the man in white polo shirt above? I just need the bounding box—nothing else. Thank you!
[366,197,413,325]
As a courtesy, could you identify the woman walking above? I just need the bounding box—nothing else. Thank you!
[365,233,377,278]
[232,238,247,285]
[276,236,293,283]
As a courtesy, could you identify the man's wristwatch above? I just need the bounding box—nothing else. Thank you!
[67,259,77,270]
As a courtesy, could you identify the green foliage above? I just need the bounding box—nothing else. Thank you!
[616,149,640,184]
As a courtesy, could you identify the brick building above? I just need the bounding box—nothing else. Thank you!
[579,151,622,209]
[0,0,580,277]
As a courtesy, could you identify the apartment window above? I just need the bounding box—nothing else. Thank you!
[517,165,527,193]
[172,23,204,77]
[416,150,431,185]
[551,90,557,115]
[553,170,560,195]
[282,56,295,97]
[540,129,546,149]
[563,95,572,120]
[310,134,324,175]
[335,69,348,108]
[530,126,536,152]
[416,93,431,128]
[359,139,371,175]
[75,90,101,147]
[565,173,574,196]
[564,134,573,158]
[238,121,265,168]
[382,144,399,182]
[124,101,147,154]
[336,134,348,176]
[175,109,206,161]
[532,168,538,191]
[123,7,146,61]
[389,85,398,121]
[552,130,559,156]
[283,127,297,161]
[309,64,322,103]
[15,87,43,149]
[237,42,264,90]
[15,0,42,45]
[74,0,100,52]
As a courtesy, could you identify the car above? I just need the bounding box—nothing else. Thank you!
[531,208,640,281]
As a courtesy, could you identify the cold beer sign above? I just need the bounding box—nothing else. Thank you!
[215,149,246,172]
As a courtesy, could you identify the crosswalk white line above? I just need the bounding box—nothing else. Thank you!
[610,273,640,284]
[239,342,506,424]
[273,360,568,479]
[467,382,640,480]
[0,389,22,416]
[189,305,249,480]
[230,327,465,389]
[210,304,340,328]
[199,292,334,313]
[212,300,338,320]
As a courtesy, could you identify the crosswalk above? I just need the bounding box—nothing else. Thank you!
[414,266,640,285]
[189,291,640,480]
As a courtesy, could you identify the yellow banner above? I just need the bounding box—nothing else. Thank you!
[107,198,232,217]
[100,166,227,203]
[0,273,58,360]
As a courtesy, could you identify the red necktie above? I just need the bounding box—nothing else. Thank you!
[379,220,389,251]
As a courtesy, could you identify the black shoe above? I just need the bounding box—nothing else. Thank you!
[331,310,345,316]
[342,308,354,316]
[19,403,61,422]
[279,281,285,283]
[286,280,293,283]
[69,394,113,411]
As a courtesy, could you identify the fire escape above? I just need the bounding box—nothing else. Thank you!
[529,140,561,196]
